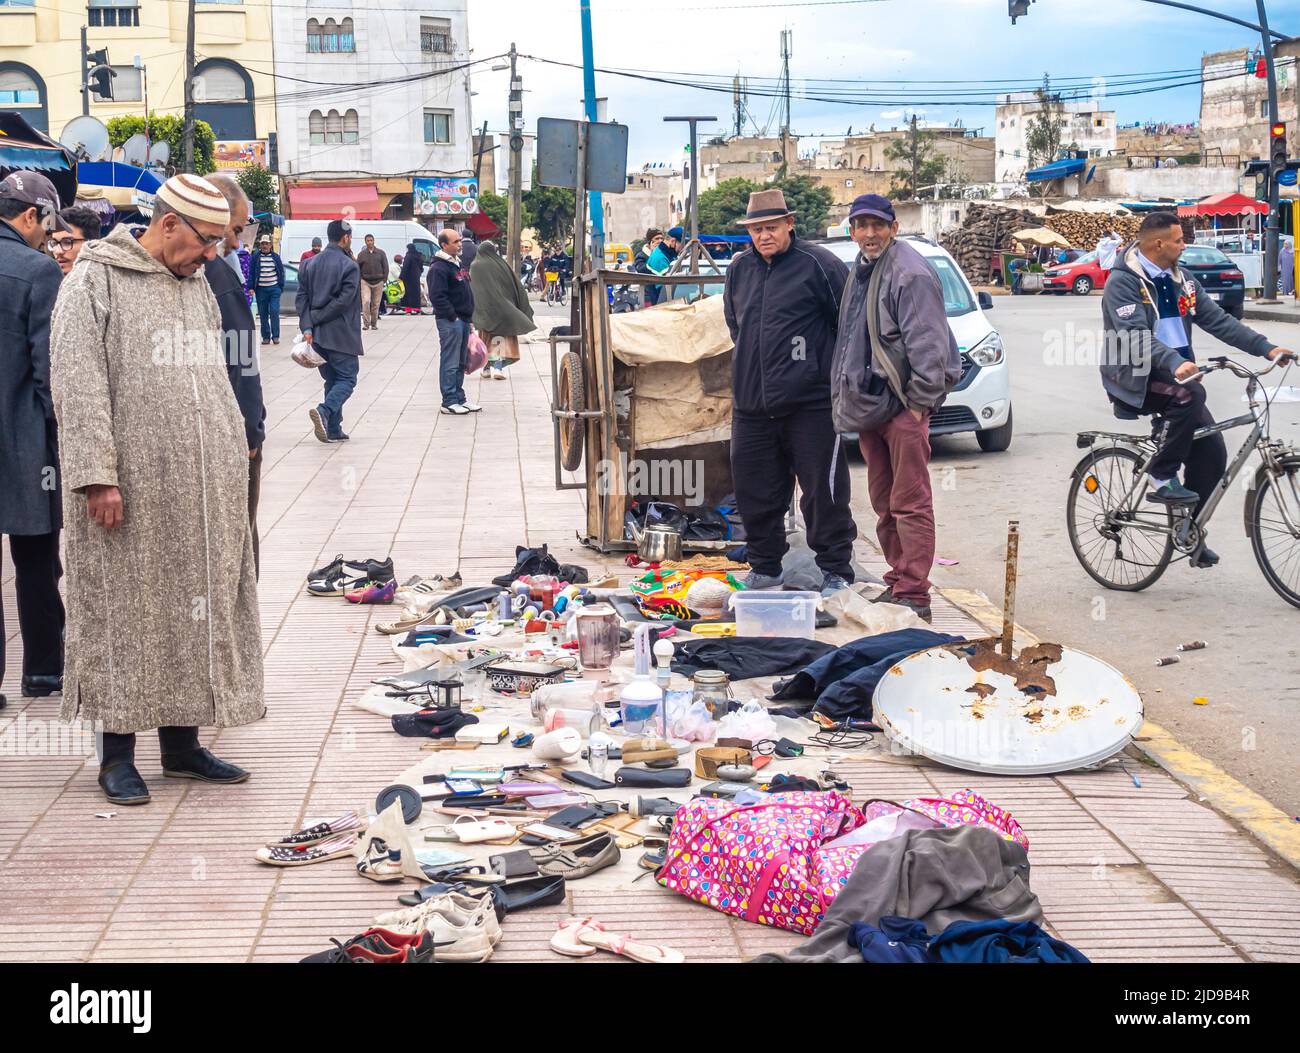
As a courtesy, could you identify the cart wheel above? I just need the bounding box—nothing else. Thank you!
[557,350,586,472]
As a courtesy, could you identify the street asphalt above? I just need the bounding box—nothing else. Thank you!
[842,293,1300,818]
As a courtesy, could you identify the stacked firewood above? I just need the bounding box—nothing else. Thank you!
[1043,210,1142,251]
[939,203,1041,284]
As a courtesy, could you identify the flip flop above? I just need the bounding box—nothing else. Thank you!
[550,917,684,964]
[255,832,359,867]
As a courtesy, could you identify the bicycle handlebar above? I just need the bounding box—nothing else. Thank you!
[1193,355,1293,381]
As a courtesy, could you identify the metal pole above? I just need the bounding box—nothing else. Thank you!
[1256,0,1281,302]
[580,0,604,267]
[507,43,523,277]
[1001,521,1020,659]
[473,119,488,186]
[80,26,89,116]
[183,0,196,172]
[572,121,589,334]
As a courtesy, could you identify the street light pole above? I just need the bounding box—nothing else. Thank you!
[507,43,523,277]
[183,0,196,173]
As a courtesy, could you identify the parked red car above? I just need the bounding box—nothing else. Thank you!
[1042,251,1109,295]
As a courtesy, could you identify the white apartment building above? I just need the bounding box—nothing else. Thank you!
[271,2,474,221]
[994,92,1117,182]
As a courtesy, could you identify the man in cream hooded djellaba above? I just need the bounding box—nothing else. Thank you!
[50,173,265,807]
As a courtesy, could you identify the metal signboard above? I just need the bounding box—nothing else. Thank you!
[536,117,627,194]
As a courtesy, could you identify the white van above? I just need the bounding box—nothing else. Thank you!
[824,235,1013,452]
[279,220,436,269]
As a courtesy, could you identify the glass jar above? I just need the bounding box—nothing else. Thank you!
[691,669,733,719]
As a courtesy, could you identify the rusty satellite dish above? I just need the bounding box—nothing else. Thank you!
[874,520,1143,775]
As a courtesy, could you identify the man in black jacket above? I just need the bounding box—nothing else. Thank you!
[427,227,479,415]
[297,218,362,441]
[0,171,67,708]
[204,174,267,575]
[723,189,857,595]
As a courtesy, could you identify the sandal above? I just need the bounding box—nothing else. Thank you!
[255,831,359,867]
[550,917,684,963]
[265,811,362,849]
[375,610,447,635]
[357,837,405,883]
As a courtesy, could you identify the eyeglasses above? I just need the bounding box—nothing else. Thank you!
[177,212,224,249]
[47,235,85,253]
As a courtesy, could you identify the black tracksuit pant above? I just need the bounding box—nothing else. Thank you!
[1139,367,1226,516]
[731,406,857,580]
[0,532,65,687]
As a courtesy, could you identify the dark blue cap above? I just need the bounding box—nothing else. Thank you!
[847,194,895,224]
[666,226,685,240]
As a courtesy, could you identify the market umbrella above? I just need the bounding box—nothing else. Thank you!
[1011,227,1072,249]
[75,161,162,195]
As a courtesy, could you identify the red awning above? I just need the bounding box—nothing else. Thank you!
[465,210,500,239]
[1177,192,1269,218]
[287,183,381,220]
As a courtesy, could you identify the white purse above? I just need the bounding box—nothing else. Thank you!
[449,815,517,844]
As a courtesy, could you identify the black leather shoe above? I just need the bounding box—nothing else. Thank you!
[1146,481,1199,505]
[161,747,250,784]
[1190,545,1220,569]
[99,762,151,805]
[21,673,63,697]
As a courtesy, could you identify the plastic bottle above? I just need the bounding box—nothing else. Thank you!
[620,624,665,738]
[497,591,512,620]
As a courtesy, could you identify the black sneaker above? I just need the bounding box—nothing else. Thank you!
[1189,545,1220,569]
[327,430,350,442]
[892,597,933,623]
[309,553,346,580]
[491,545,560,587]
[307,557,394,596]
[1146,481,1199,505]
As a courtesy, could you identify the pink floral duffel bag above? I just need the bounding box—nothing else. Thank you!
[658,789,1028,935]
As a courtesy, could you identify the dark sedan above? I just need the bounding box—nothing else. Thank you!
[1180,244,1246,319]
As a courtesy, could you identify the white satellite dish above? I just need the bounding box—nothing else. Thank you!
[61,115,111,162]
[122,133,149,167]
[147,140,170,170]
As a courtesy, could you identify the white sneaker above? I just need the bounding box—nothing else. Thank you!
[441,403,471,415]
[492,368,508,381]
[377,895,498,961]
[460,400,482,412]
[376,891,501,947]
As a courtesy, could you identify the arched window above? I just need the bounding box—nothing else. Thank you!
[307,18,322,53]
[193,59,255,139]
[308,109,359,146]
[325,109,342,144]
[343,109,359,144]
[0,63,46,132]
[309,110,325,145]
[308,17,355,54]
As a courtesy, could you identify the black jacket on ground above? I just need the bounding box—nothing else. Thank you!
[0,219,63,535]
[204,257,266,451]
[723,235,850,417]
[427,254,474,322]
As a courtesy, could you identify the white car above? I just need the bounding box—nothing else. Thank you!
[824,235,1013,452]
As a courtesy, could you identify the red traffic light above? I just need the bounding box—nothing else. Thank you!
[1271,123,1286,139]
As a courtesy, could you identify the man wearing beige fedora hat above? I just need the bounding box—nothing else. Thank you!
[723,188,857,597]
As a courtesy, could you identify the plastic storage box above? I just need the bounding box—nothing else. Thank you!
[729,590,819,639]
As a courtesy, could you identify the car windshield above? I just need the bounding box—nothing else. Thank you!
[1073,251,1098,265]
[928,257,975,316]
[1180,246,1231,266]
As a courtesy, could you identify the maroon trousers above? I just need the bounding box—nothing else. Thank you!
[858,409,935,605]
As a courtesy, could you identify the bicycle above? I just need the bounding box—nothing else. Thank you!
[544,271,568,308]
[1067,355,1300,606]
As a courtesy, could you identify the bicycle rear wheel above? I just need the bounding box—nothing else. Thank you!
[1067,446,1174,591]
[1246,459,1300,608]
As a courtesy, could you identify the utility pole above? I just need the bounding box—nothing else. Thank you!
[779,30,792,172]
[183,0,196,173]
[910,114,920,200]
[473,119,489,186]
[81,27,89,116]
[507,42,523,276]
[580,0,603,267]
[1256,0,1282,301]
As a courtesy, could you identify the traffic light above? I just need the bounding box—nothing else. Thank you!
[86,47,114,102]
[1009,1,1033,23]
[1271,122,1287,170]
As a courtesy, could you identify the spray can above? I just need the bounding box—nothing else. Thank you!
[497,591,512,620]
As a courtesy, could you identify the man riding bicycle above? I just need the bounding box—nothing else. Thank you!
[1100,211,1296,568]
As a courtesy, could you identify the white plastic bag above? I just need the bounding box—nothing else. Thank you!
[715,699,777,743]
[290,333,326,368]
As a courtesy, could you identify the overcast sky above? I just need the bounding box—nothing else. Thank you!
[466,0,1300,165]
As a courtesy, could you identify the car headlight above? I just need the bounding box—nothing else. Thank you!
[968,331,1004,366]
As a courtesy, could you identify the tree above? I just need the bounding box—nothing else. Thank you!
[697,177,762,232]
[106,114,215,175]
[478,189,533,245]
[237,164,277,236]
[771,175,833,238]
[522,167,576,249]
[1024,73,1075,198]
[885,116,947,201]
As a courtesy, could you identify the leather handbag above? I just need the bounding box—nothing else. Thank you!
[614,766,692,789]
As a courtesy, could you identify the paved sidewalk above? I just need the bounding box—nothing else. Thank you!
[2,315,1299,963]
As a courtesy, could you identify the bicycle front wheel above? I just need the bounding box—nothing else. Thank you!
[1067,446,1174,591]
[1247,459,1300,609]
[558,286,568,306]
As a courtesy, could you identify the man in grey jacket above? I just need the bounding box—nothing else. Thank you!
[830,195,960,621]
[1100,212,1294,567]
[0,171,67,707]
[297,218,362,442]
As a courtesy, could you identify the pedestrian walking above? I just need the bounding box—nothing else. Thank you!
[428,228,478,415]
[0,171,68,710]
[1100,211,1295,568]
[356,233,389,330]
[470,239,535,380]
[49,173,263,805]
[723,189,858,597]
[49,205,101,275]
[296,218,362,443]
[1280,238,1295,297]
[248,233,285,345]
[299,236,322,268]
[398,243,425,314]
[830,194,962,622]
[203,173,267,577]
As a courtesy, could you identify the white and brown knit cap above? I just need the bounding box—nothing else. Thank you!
[156,173,230,227]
